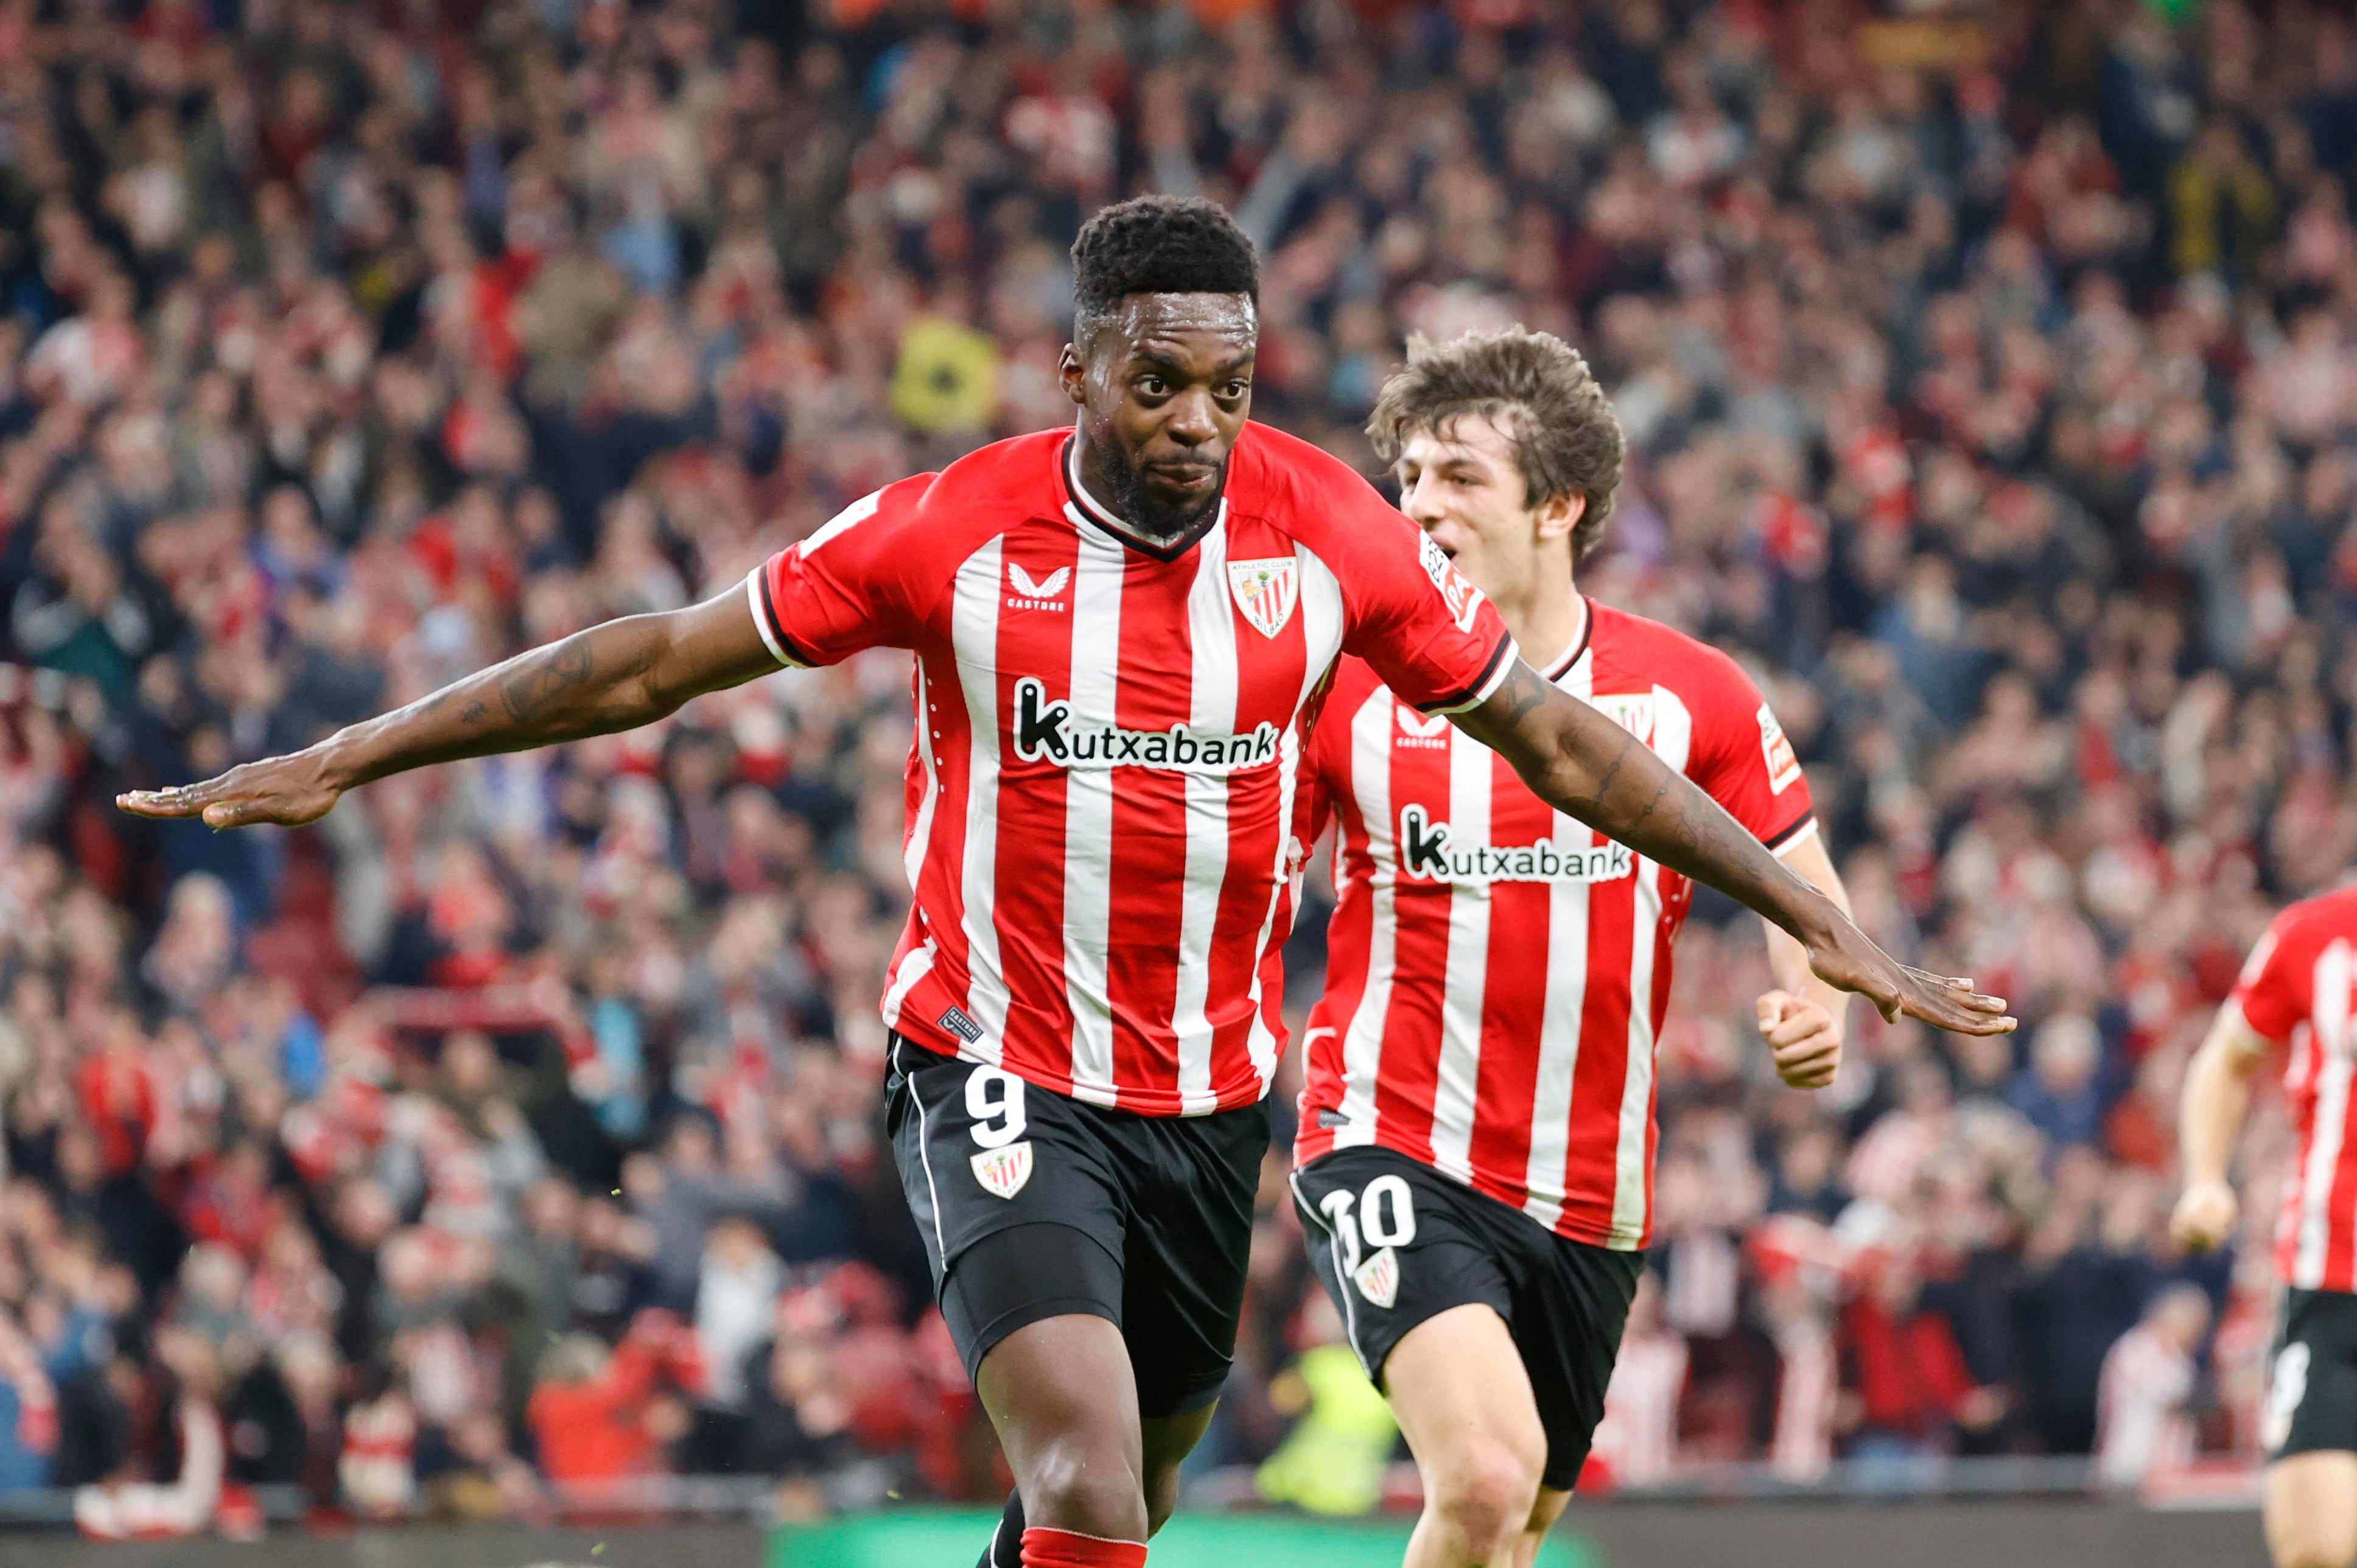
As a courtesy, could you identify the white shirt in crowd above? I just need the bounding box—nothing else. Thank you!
[2095,1321,2199,1488]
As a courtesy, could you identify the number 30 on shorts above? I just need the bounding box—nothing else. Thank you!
[2263,1342,2311,1454]
[1317,1174,1416,1309]
[965,1067,1034,1199]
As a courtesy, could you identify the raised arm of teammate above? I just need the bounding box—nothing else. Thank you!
[1756,828,1854,1090]
[1452,657,2014,1037]
[2169,998,2269,1251]
[117,587,777,829]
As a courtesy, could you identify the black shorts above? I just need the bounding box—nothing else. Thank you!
[1292,1146,1644,1491]
[2269,1287,2357,1458]
[883,1034,1270,1419]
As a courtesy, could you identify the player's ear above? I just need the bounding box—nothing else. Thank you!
[1058,342,1087,408]
[1533,491,1586,544]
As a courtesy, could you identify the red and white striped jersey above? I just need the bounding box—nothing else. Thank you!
[748,425,1513,1117]
[1294,601,1815,1248]
[2229,884,2357,1292]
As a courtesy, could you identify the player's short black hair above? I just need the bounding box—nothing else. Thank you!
[1070,195,1259,334]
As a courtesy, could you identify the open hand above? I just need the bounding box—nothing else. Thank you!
[1805,915,2014,1037]
[116,749,344,830]
[1757,990,1842,1089]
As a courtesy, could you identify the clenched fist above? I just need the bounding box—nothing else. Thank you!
[1758,989,1842,1090]
[2169,1178,2240,1253]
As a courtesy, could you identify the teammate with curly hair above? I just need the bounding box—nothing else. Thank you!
[1290,327,1860,1567]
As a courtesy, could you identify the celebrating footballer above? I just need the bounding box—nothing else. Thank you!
[123,197,2012,1568]
[1291,326,1858,1568]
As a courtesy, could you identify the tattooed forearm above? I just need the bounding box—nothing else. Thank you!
[317,610,713,792]
[1496,662,1556,727]
[1456,656,1832,942]
[1581,724,1633,807]
[147,592,786,830]
[499,639,595,724]
[1452,658,2012,1037]
[1618,777,1669,835]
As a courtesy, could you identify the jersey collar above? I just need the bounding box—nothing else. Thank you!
[1060,434,1228,562]
[1538,597,1595,683]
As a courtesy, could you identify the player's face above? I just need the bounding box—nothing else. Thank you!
[1395,415,1583,599]
[1062,293,1256,538]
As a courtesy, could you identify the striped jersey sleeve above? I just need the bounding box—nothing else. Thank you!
[1681,646,1816,851]
[2231,917,2303,1046]
[2221,886,2357,1292]
[746,475,938,667]
[1326,492,1516,716]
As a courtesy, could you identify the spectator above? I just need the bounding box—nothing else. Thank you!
[625,1116,784,1314]
[2006,1012,2110,1155]
[1768,1123,1851,1224]
[695,1214,784,1412]
[526,1309,704,1495]
[1838,1254,2006,1464]
[0,1312,56,1493]
[71,1326,223,1541]
[339,1367,417,1521]
[0,0,2334,1509]
[1255,1292,1396,1518]
[1588,1272,1688,1491]
[2093,1282,2212,1489]
[735,1333,857,1483]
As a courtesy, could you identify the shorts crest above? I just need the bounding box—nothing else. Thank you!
[1351,1245,1400,1309]
[970,1141,1034,1200]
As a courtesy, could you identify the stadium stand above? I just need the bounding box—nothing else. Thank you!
[0,0,2328,1529]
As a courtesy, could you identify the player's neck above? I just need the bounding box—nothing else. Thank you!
[1496,569,1589,677]
[1066,432,1216,554]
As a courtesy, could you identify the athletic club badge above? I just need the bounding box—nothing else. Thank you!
[1351,1245,1400,1309]
[1227,557,1300,639]
[970,1141,1034,1199]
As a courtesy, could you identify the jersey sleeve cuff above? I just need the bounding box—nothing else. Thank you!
[744,566,803,668]
[2219,998,2280,1059]
[1765,814,1819,855]
[1417,634,1519,716]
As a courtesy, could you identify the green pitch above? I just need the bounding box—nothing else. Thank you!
[768,1509,1592,1567]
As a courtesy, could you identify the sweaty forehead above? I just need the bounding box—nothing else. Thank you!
[1108,292,1258,352]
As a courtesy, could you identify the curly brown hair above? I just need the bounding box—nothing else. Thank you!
[1367,327,1627,564]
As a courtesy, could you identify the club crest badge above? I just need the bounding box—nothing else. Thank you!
[1351,1245,1400,1309]
[1228,557,1300,639]
[970,1141,1034,1200]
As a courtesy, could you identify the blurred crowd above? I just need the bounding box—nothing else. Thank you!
[0,0,2345,1531]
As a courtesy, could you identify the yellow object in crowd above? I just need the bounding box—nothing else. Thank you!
[891,316,1001,436]
[1255,1345,1399,1517]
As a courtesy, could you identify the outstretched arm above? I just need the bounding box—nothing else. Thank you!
[119,586,780,828]
[1452,659,2012,1036]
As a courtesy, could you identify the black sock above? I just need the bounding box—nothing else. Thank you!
[976,1488,1024,1568]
